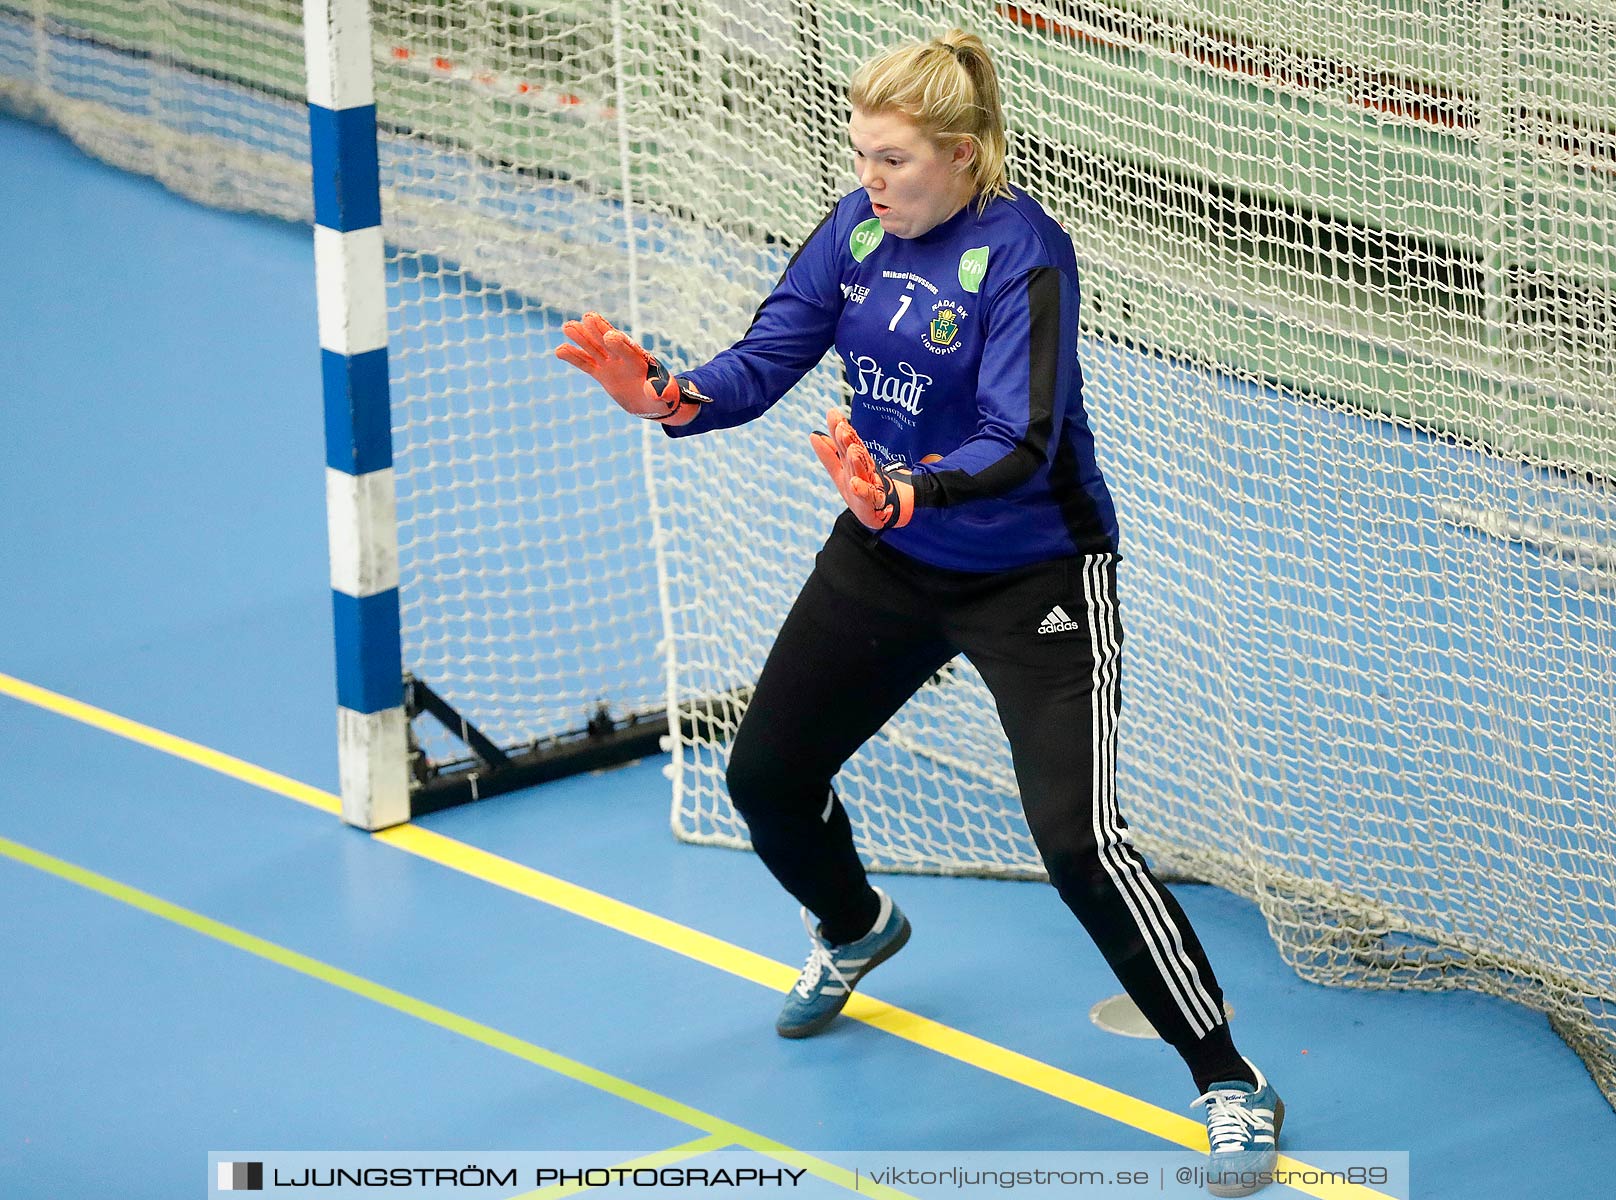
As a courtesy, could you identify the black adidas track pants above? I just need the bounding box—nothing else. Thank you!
[725,513,1236,1057]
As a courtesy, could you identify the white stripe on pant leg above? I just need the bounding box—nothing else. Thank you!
[1078,556,1210,1032]
[1090,556,1224,1035]
[1083,556,1223,1038]
[1086,555,1223,1034]
[1090,558,1226,1029]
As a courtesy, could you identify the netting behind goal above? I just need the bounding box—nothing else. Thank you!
[5,0,1612,1105]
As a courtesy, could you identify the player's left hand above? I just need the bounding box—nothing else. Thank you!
[810,408,914,531]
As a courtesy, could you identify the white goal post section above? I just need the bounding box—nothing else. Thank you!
[3,0,1612,1107]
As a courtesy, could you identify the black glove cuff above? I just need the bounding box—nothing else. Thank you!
[640,362,713,421]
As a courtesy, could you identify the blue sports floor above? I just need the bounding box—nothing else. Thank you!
[3,114,1614,1199]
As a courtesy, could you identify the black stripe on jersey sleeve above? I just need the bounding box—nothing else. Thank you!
[1047,433,1117,555]
[909,265,1062,508]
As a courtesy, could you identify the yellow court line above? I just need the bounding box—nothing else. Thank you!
[0,834,917,1200]
[0,671,340,816]
[0,671,1392,1200]
[377,825,1386,1200]
[377,823,1203,1143]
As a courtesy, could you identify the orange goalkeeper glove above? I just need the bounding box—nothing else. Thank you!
[555,312,710,425]
[809,407,914,531]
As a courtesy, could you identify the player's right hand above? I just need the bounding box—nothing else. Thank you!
[555,312,709,425]
[810,408,914,531]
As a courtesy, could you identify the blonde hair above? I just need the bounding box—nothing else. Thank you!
[848,28,1012,214]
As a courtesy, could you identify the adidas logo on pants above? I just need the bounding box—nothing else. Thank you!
[1039,604,1082,634]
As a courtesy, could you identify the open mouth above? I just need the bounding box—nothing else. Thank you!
[872,202,891,216]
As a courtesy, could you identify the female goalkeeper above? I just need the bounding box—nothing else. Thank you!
[558,29,1283,1196]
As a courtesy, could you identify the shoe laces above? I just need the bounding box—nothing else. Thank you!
[1193,1086,1269,1152]
[793,909,853,998]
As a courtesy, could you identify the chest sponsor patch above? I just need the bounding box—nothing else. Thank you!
[958,246,989,293]
[850,218,884,262]
[850,354,931,417]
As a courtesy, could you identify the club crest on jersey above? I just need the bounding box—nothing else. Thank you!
[924,300,968,354]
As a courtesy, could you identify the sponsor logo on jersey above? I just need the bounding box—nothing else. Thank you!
[865,441,909,471]
[840,282,870,304]
[958,246,989,293]
[881,269,939,295]
[850,355,932,416]
[924,300,968,354]
[863,443,941,470]
[850,218,884,262]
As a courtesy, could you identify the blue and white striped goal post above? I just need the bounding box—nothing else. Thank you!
[304,0,410,829]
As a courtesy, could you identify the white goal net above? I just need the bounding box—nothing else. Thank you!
[4,0,1613,1105]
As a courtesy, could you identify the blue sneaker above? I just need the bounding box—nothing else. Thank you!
[1193,1059,1284,1197]
[775,888,911,1039]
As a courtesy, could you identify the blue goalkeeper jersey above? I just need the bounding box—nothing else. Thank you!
[669,186,1119,572]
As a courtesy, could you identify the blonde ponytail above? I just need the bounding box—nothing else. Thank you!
[848,28,1012,214]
